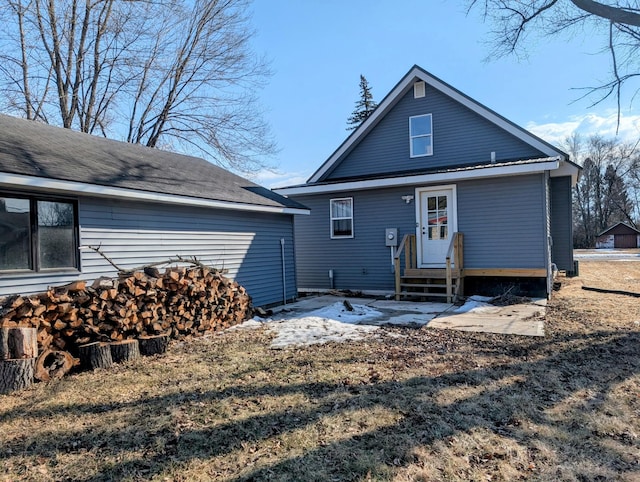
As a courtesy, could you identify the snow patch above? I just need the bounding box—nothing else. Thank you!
[239,302,383,348]
[454,295,499,314]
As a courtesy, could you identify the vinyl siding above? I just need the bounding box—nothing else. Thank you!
[323,87,547,181]
[293,187,416,290]
[457,175,547,268]
[291,174,548,291]
[550,176,574,271]
[0,197,297,307]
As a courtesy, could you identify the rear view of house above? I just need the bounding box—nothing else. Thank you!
[276,65,581,299]
[0,114,309,306]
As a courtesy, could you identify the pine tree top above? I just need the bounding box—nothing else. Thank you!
[346,75,378,131]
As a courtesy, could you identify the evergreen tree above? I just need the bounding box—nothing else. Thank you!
[346,75,378,131]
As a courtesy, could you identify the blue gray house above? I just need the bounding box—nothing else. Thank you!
[275,65,580,300]
[0,114,308,306]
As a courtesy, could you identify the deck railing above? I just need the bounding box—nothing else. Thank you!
[393,234,416,297]
[445,232,464,302]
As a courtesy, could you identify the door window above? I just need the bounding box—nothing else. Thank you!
[426,195,448,240]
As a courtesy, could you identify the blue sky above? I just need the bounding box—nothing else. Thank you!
[249,0,640,187]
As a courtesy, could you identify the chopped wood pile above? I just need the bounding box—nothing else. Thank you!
[0,266,253,392]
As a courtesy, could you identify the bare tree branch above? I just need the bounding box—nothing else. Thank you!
[570,0,640,26]
[0,0,276,174]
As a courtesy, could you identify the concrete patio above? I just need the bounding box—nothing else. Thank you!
[268,294,546,337]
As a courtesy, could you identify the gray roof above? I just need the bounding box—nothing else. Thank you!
[281,156,562,188]
[0,114,305,211]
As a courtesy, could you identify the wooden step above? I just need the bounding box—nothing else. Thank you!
[404,268,461,278]
[400,283,453,289]
[397,291,450,298]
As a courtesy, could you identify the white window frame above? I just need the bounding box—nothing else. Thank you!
[409,114,433,158]
[330,197,354,239]
[414,81,425,99]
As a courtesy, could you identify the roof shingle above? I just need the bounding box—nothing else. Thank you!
[0,114,304,210]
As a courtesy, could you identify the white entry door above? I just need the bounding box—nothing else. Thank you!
[417,187,457,267]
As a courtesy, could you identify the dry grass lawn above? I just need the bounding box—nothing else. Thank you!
[1,260,639,481]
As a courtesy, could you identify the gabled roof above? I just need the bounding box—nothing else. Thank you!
[307,65,577,184]
[597,222,640,237]
[0,114,308,214]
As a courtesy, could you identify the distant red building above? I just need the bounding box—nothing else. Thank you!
[595,222,640,249]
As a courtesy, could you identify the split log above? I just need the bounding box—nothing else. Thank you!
[34,349,78,382]
[110,339,140,363]
[0,327,38,360]
[0,358,35,394]
[138,335,168,356]
[78,342,113,370]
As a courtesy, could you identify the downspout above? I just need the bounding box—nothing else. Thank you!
[280,238,286,305]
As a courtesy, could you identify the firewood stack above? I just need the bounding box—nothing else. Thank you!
[0,266,252,358]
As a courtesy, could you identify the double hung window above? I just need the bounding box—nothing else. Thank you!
[409,114,433,157]
[330,198,353,238]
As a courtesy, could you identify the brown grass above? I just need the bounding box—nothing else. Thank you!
[1,260,639,481]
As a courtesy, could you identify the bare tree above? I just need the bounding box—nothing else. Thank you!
[0,0,275,173]
[468,1,640,131]
[568,134,638,246]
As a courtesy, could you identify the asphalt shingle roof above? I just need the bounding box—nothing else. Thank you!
[0,114,305,210]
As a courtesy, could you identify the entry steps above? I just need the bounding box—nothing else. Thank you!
[397,268,462,300]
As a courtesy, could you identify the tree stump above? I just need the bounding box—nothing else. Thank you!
[0,358,35,394]
[138,335,168,356]
[109,339,140,363]
[0,327,38,360]
[78,342,113,370]
[34,349,78,382]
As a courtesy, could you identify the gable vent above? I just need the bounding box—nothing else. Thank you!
[414,81,426,99]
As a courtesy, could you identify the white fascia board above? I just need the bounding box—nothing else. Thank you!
[550,160,580,185]
[275,160,560,196]
[308,66,565,183]
[0,173,310,215]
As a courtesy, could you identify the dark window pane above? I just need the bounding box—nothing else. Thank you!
[333,219,352,237]
[38,201,75,269]
[0,197,31,270]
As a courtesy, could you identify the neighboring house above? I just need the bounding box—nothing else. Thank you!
[0,114,309,307]
[275,65,581,300]
[596,223,640,249]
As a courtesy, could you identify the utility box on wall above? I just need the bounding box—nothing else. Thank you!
[385,228,398,247]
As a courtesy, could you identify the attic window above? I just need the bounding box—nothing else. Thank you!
[414,81,425,99]
[409,114,433,157]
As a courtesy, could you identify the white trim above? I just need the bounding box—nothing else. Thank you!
[329,197,354,239]
[550,160,580,185]
[409,114,433,158]
[276,160,560,196]
[0,173,310,215]
[415,185,458,267]
[413,81,425,98]
[308,66,566,183]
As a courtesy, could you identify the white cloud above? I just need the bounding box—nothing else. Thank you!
[527,112,640,148]
[249,168,311,189]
